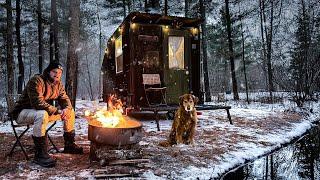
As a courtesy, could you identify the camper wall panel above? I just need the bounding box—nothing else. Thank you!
[133,24,163,107]
[190,26,201,103]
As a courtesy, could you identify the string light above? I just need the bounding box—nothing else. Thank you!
[130,23,136,29]
[118,27,122,34]
[163,25,169,33]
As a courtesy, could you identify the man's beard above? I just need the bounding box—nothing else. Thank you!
[49,76,60,84]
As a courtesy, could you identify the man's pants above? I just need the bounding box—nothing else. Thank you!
[16,109,75,137]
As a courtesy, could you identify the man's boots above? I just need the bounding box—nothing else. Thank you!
[32,136,56,168]
[63,130,83,154]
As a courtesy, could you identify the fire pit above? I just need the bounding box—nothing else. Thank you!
[88,117,143,145]
[84,96,144,162]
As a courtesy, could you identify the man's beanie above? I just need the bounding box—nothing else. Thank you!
[46,61,63,71]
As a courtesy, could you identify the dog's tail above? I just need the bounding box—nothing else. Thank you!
[158,140,172,147]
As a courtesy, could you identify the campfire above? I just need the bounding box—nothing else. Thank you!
[84,95,127,128]
[84,95,143,147]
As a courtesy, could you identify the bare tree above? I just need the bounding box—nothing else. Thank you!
[50,0,59,62]
[95,0,102,64]
[127,0,132,13]
[16,0,24,93]
[164,0,168,15]
[52,0,59,62]
[6,0,14,94]
[95,0,102,99]
[84,49,94,100]
[239,14,249,104]
[144,0,148,12]
[260,0,279,101]
[265,0,274,100]
[259,0,268,88]
[200,0,212,102]
[122,0,126,18]
[65,0,80,108]
[185,0,189,17]
[37,0,43,73]
[225,0,239,100]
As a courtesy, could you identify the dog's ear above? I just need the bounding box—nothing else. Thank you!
[179,95,185,106]
[192,95,199,104]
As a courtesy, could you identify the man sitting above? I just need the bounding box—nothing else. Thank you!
[11,61,83,168]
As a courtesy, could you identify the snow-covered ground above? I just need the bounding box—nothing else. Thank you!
[0,93,319,179]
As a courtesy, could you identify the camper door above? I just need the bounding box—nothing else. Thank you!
[164,30,191,104]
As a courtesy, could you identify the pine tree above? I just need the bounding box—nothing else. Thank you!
[289,0,311,106]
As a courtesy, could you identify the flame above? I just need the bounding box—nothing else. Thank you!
[85,95,126,128]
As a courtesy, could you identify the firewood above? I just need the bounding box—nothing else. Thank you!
[94,168,146,179]
[97,149,143,161]
[108,159,150,165]
[94,173,140,178]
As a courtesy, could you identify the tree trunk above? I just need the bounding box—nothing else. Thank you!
[200,0,211,102]
[185,0,189,18]
[224,58,227,93]
[49,0,54,62]
[52,0,60,62]
[37,0,43,73]
[150,0,160,10]
[95,0,102,99]
[144,0,148,12]
[85,52,94,100]
[259,0,268,89]
[122,0,126,18]
[127,0,132,13]
[6,0,15,94]
[240,15,249,104]
[266,0,274,101]
[225,0,239,100]
[65,0,80,109]
[16,0,24,94]
[164,0,168,16]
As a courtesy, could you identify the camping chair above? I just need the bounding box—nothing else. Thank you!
[6,94,59,160]
[142,74,167,106]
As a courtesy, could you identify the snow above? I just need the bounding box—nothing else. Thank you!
[0,93,319,179]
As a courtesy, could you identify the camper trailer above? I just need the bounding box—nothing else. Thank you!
[101,12,203,108]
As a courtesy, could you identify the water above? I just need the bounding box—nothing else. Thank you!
[222,123,320,180]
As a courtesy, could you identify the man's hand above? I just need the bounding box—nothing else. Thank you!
[60,108,71,120]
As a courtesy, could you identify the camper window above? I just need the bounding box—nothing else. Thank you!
[115,35,123,73]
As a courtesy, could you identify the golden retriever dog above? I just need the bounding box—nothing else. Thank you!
[160,94,198,146]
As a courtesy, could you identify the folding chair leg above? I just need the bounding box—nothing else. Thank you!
[46,121,60,152]
[161,91,167,105]
[47,134,60,152]
[145,91,151,106]
[8,125,30,160]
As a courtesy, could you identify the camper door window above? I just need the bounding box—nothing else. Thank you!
[168,36,184,70]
